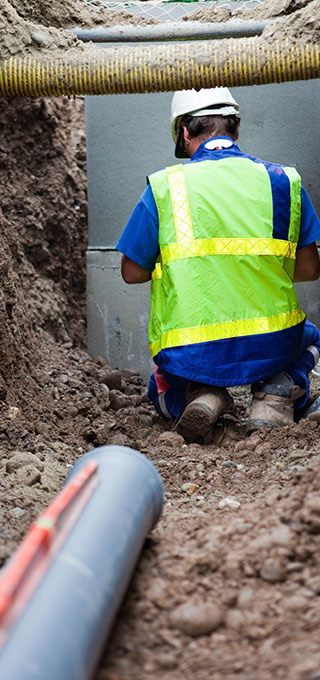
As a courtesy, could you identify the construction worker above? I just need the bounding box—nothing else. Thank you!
[117,87,320,442]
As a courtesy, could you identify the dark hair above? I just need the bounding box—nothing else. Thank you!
[181,113,240,140]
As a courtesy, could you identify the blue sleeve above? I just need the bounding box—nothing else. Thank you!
[116,184,160,272]
[297,187,320,249]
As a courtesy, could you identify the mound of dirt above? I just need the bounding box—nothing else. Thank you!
[0,0,158,60]
[183,3,232,23]
[9,0,136,28]
[185,0,320,45]
[237,0,313,19]
[261,0,320,44]
[1,0,320,61]
[11,0,159,30]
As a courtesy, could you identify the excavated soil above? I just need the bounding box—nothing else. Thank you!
[185,0,320,46]
[0,0,319,61]
[1,1,320,679]
[0,0,158,61]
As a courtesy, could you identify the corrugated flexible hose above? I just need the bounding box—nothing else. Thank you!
[0,39,319,97]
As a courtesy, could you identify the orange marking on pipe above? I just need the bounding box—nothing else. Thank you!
[0,461,98,635]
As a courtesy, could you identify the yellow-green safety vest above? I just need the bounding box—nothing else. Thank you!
[148,156,305,359]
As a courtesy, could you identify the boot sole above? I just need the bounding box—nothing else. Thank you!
[177,403,216,443]
[247,418,282,430]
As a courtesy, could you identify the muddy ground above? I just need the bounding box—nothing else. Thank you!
[1,1,320,679]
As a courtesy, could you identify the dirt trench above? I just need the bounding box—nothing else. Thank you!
[1,1,320,679]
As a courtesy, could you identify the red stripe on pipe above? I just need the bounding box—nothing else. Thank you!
[0,461,99,645]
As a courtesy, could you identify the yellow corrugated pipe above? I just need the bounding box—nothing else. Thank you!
[0,39,319,97]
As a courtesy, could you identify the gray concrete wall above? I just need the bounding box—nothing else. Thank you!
[87,250,153,377]
[86,78,320,380]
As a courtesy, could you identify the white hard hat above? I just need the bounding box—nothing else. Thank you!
[171,87,240,158]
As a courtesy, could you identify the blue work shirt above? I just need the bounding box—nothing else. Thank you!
[117,137,320,386]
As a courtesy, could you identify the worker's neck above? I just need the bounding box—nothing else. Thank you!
[188,135,234,157]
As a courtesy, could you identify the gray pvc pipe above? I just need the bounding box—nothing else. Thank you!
[73,19,272,42]
[0,445,163,680]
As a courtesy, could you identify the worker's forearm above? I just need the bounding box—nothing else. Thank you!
[294,243,320,282]
[294,271,319,283]
[121,255,151,284]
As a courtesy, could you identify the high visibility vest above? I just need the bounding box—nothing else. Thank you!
[148,156,305,359]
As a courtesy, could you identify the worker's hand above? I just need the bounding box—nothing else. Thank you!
[294,242,320,282]
[121,255,151,284]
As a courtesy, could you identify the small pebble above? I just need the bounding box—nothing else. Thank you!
[181,483,200,496]
[146,579,171,610]
[99,369,123,391]
[69,406,79,418]
[31,30,50,46]
[169,600,223,636]
[234,440,249,452]
[109,390,132,411]
[139,414,153,427]
[58,373,69,384]
[8,407,20,420]
[245,435,262,450]
[260,558,286,583]
[34,371,50,386]
[156,652,179,669]
[283,595,309,612]
[270,525,294,547]
[218,497,241,510]
[16,465,41,487]
[10,507,25,517]
[100,383,110,397]
[225,608,246,631]
[6,452,44,474]
[34,421,50,437]
[255,442,272,456]
[159,432,184,448]
[49,441,71,454]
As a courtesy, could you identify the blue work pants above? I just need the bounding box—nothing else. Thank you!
[147,320,320,421]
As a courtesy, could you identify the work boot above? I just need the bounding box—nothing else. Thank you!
[176,386,233,443]
[248,372,305,430]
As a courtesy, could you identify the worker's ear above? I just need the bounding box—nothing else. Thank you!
[182,124,191,148]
